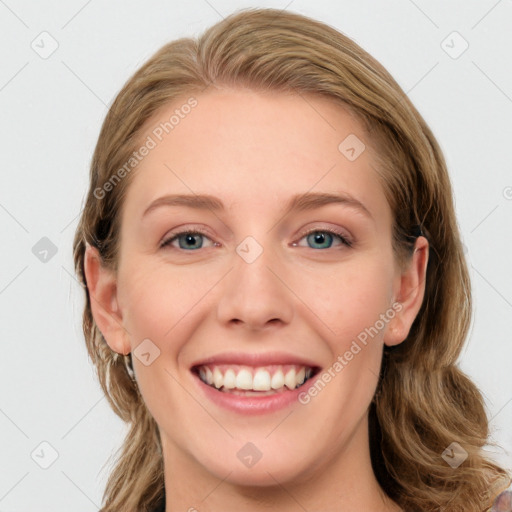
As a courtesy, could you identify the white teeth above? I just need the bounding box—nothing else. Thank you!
[223,369,236,389]
[236,369,253,390]
[271,370,285,390]
[196,364,314,392]
[296,367,306,386]
[253,369,271,391]
[213,367,223,389]
[284,369,296,390]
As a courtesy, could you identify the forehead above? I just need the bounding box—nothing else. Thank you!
[122,88,391,224]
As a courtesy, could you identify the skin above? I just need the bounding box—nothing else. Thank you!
[84,88,428,512]
[495,491,512,511]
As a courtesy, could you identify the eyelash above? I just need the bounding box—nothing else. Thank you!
[294,227,353,248]
[159,226,353,250]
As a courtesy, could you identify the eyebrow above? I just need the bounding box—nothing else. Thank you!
[142,192,373,220]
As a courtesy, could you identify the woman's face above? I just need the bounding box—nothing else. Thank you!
[89,88,426,488]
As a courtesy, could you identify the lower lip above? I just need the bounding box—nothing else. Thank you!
[192,372,319,415]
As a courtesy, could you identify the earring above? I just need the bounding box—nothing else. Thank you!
[124,353,136,381]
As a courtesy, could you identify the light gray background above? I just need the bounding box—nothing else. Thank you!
[1,0,511,510]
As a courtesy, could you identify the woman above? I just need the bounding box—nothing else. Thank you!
[73,7,511,511]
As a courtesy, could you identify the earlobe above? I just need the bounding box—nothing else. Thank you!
[83,244,131,355]
[384,236,429,347]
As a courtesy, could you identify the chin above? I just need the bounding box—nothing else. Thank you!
[199,450,313,488]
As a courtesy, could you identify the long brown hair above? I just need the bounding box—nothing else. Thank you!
[73,7,511,511]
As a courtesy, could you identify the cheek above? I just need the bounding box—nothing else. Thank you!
[301,260,394,423]
[307,260,394,401]
[302,255,395,345]
[118,261,219,343]
[117,262,214,426]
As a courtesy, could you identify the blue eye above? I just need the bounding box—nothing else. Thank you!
[160,230,215,250]
[296,229,352,249]
[160,228,352,251]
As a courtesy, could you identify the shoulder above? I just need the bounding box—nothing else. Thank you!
[492,488,511,510]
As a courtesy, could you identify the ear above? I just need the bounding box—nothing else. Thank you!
[384,236,429,347]
[83,243,130,355]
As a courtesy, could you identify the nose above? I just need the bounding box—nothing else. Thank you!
[216,240,294,332]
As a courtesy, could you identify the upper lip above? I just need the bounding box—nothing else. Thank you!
[190,351,321,369]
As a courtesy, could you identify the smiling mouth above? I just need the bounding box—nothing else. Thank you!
[192,364,320,395]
